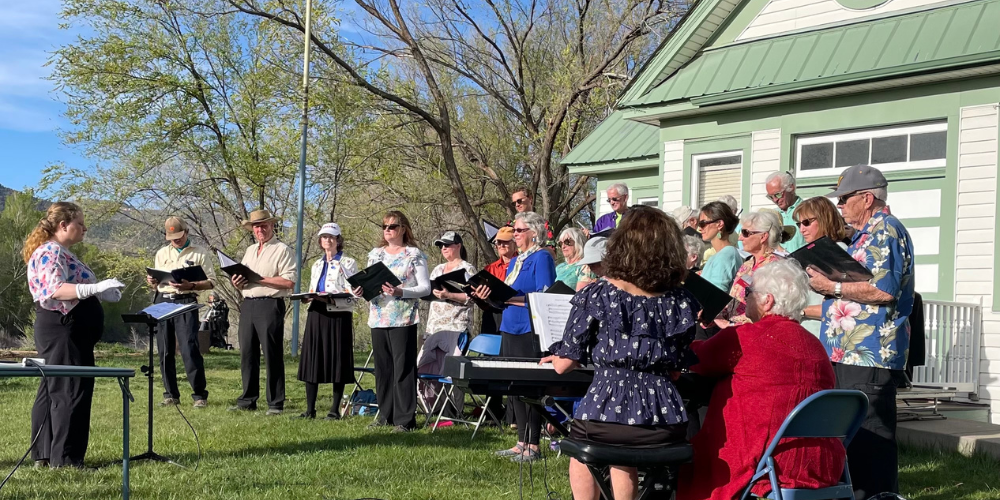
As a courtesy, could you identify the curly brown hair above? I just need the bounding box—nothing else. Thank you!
[379,211,418,247]
[22,202,84,264]
[603,205,688,292]
[793,196,848,242]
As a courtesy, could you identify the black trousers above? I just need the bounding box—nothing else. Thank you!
[236,297,286,410]
[501,331,543,445]
[31,297,104,466]
[371,325,418,428]
[154,294,208,401]
[833,363,899,500]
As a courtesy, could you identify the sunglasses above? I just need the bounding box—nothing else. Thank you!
[606,196,625,203]
[513,227,531,234]
[697,218,719,229]
[766,191,786,202]
[513,197,529,206]
[493,240,513,246]
[796,217,817,228]
[837,192,865,206]
[740,229,765,238]
[382,224,400,231]
[559,240,574,247]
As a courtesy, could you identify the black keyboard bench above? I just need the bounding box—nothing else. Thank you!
[559,439,693,500]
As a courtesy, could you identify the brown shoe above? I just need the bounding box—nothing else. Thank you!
[160,398,180,406]
[193,399,207,409]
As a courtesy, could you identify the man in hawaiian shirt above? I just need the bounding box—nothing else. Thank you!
[806,165,914,500]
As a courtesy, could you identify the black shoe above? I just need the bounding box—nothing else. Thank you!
[324,412,341,421]
[367,419,389,429]
[265,408,284,416]
[228,405,256,412]
[293,412,316,419]
[392,425,414,433]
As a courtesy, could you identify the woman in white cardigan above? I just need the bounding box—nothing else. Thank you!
[296,222,359,420]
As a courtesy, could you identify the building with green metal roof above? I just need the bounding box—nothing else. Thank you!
[565,0,1000,421]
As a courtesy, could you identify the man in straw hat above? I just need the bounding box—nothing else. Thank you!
[146,217,214,408]
[228,209,296,415]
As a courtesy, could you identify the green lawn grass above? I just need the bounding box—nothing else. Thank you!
[0,349,998,499]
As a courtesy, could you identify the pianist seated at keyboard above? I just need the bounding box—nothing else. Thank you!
[540,205,699,500]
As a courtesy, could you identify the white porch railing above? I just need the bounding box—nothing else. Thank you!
[912,300,982,397]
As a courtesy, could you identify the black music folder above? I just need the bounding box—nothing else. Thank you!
[466,270,518,309]
[146,266,208,284]
[215,249,263,283]
[789,236,873,283]
[545,280,577,295]
[683,271,734,321]
[347,261,402,301]
[483,220,500,242]
[288,292,353,301]
[421,269,471,302]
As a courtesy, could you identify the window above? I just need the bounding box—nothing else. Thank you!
[636,197,659,207]
[796,122,947,178]
[691,151,742,209]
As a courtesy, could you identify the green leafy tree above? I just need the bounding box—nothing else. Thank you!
[0,192,44,344]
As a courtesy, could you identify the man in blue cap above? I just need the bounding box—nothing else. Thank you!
[806,165,915,500]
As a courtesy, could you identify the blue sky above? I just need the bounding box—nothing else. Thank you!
[0,0,89,193]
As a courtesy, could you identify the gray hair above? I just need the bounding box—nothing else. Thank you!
[670,205,698,226]
[741,210,783,248]
[557,227,586,261]
[751,259,810,321]
[717,195,738,214]
[765,171,796,191]
[864,187,888,202]
[515,211,547,243]
[683,235,705,262]
[607,183,629,198]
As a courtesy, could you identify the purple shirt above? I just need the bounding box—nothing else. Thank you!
[593,211,619,233]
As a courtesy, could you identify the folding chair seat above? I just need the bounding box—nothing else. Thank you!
[739,389,868,500]
[417,332,470,418]
[430,333,503,439]
[559,439,693,500]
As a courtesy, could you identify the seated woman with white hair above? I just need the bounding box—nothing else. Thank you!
[677,259,844,500]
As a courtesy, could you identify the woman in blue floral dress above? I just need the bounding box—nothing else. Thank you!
[542,205,700,500]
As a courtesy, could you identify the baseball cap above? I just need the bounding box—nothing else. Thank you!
[829,165,888,198]
[494,227,514,242]
[164,217,188,240]
[578,237,608,266]
[434,231,463,247]
[318,222,341,237]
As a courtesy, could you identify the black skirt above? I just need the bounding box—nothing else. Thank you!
[297,302,355,384]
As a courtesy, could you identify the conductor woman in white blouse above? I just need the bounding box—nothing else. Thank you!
[296,222,358,420]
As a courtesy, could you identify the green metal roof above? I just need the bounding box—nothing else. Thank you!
[561,110,659,166]
[626,0,1000,107]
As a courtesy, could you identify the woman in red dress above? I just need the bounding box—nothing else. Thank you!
[678,259,845,500]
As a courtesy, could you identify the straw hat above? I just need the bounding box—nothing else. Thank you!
[242,209,280,230]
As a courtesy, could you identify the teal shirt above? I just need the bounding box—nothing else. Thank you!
[701,245,743,292]
[555,261,591,289]
[780,196,806,253]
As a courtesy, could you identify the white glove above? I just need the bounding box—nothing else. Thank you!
[76,279,125,300]
[98,288,123,303]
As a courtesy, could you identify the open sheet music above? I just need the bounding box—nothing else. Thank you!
[528,292,574,351]
[141,302,203,321]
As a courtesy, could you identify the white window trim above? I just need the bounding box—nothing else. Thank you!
[691,150,743,207]
[636,196,659,207]
[795,122,947,178]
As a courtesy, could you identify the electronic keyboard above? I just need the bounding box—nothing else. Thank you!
[442,356,594,397]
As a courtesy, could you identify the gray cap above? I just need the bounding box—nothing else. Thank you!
[434,231,462,247]
[578,237,608,266]
[828,165,888,198]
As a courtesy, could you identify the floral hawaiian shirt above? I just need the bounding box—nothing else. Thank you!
[366,246,428,328]
[820,207,914,369]
[27,241,98,315]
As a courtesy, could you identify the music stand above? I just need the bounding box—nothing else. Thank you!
[123,306,200,467]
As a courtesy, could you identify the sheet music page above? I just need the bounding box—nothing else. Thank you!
[528,293,574,350]
[216,250,238,267]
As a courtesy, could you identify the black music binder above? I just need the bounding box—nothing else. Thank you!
[683,271,734,321]
[788,236,873,283]
[421,269,471,302]
[215,249,263,283]
[466,270,519,309]
[146,266,208,284]
[288,292,353,301]
[545,280,577,295]
[347,261,402,301]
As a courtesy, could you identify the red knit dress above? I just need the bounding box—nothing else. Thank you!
[677,315,845,500]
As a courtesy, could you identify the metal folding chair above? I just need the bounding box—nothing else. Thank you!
[430,333,504,439]
[417,332,470,418]
[342,348,377,416]
[739,389,869,500]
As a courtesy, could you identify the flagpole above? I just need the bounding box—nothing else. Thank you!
[291,0,313,357]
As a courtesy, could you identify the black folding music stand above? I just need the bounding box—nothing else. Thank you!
[122,310,189,467]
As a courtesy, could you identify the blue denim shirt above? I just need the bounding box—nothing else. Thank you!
[821,208,914,370]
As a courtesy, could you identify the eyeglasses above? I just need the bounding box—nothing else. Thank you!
[606,196,625,203]
[382,224,400,231]
[796,217,817,228]
[513,227,531,234]
[513,197,529,206]
[740,229,765,238]
[697,219,719,229]
[559,240,574,247]
[766,191,786,202]
[837,192,865,206]
[493,240,513,246]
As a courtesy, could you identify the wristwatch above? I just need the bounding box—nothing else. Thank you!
[834,282,843,299]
